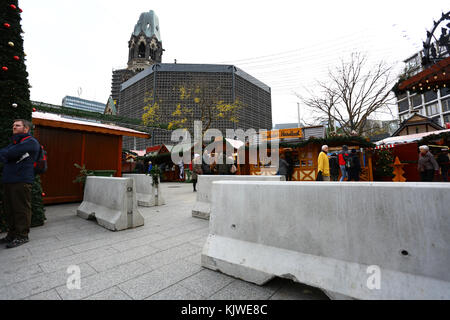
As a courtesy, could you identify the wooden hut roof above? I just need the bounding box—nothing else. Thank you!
[32,111,150,138]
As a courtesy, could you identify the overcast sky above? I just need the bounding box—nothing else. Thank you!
[20,0,449,125]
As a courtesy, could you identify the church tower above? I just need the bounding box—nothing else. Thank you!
[127,10,164,72]
[111,10,164,111]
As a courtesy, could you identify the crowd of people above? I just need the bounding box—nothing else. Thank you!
[315,145,361,182]
[190,152,237,192]
[132,143,450,192]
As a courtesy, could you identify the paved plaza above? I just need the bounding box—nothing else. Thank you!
[0,182,328,300]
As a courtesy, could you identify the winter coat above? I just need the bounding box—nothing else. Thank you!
[278,159,289,175]
[338,151,349,166]
[437,153,450,170]
[418,152,439,172]
[317,151,330,177]
[347,154,361,174]
[0,133,40,184]
[329,155,340,176]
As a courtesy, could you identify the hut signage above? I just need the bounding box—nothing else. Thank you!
[261,128,303,140]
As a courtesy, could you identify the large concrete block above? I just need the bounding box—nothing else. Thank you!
[192,175,285,220]
[77,176,144,231]
[201,181,450,299]
[123,174,165,207]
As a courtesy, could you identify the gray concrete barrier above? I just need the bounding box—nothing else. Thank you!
[201,181,450,299]
[192,175,285,220]
[77,176,144,231]
[123,174,165,207]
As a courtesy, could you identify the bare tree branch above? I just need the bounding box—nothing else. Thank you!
[295,52,396,137]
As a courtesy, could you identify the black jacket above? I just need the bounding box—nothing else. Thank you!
[348,154,361,173]
[329,155,340,176]
[0,133,40,184]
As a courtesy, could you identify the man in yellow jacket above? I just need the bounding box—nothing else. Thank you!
[317,145,330,181]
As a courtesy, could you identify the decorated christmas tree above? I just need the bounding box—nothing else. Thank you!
[0,0,45,231]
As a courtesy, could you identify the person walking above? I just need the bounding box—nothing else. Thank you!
[0,119,40,248]
[329,152,340,181]
[278,153,290,181]
[317,145,330,181]
[437,148,449,182]
[191,154,202,192]
[347,149,361,181]
[285,151,294,181]
[418,145,439,182]
[338,145,350,181]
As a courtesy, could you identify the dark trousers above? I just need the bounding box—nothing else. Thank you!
[192,179,197,191]
[441,166,448,182]
[348,170,360,181]
[2,183,32,238]
[286,172,293,181]
[420,169,434,182]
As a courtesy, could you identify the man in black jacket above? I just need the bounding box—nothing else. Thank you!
[329,153,340,181]
[437,149,449,182]
[347,149,361,181]
[0,119,40,248]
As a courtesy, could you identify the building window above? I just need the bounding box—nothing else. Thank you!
[398,99,409,113]
[444,114,450,125]
[442,98,450,113]
[432,116,442,126]
[426,103,440,116]
[410,94,422,108]
[397,92,407,100]
[424,90,437,103]
[440,87,450,98]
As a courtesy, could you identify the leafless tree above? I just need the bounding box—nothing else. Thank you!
[296,53,396,136]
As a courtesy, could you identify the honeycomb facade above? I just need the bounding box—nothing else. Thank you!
[119,63,272,150]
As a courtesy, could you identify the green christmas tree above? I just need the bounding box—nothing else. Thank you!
[0,0,45,232]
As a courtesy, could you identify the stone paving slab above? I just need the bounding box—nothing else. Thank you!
[0,263,96,299]
[0,182,328,300]
[25,289,62,300]
[84,286,132,300]
[118,260,203,300]
[146,283,205,300]
[56,261,153,300]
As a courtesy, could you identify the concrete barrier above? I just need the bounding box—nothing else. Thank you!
[192,175,285,220]
[201,181,450,299]
[77,176,144,231]
[123,174,165,207]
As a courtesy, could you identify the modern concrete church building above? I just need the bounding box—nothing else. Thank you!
[111,10,272,149]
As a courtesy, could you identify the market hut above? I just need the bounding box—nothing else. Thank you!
[375,128,450,181]
[32,112,150,204]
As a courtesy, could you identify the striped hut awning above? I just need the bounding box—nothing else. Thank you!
[374,144,395,150]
